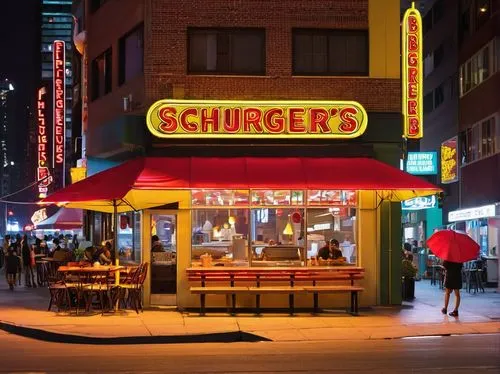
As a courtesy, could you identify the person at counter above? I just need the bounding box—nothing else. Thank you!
[317,239,343,260]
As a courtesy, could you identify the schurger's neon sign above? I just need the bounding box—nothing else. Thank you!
[53,40,65,165]
[402,2,423,139]
[146,100,367,139]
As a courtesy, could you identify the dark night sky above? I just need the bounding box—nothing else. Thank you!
[0,1,40,104]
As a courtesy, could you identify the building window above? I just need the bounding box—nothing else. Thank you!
[424,92,434,114]
[119,24,144,85]
[463,115,499,164]
[188,28,265,75]
[434,84,445,109]
[91,48,112,100]
[433,44,444,69]
[459,39,497,96]
[90,0,107,13]
[292,29,368,76]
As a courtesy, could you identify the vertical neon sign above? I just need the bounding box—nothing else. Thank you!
[402,2,423,139]
[36,86,51,198]
[53,40,66,185]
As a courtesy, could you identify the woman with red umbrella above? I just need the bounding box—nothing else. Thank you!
[441,260,463,317]
[427,229,480,318]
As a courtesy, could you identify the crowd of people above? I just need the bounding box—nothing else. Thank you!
[0,233,113,291]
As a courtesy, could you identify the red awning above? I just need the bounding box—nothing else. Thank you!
[35,208,83,230]
[42,157,441,212]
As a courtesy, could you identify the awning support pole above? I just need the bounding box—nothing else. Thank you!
[113,199,118,264]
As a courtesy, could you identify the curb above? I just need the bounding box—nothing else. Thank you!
[0,321,271,345]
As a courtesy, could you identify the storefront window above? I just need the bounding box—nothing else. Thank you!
[307,190,357,206]
[191,209,249,265]
[117,211,141,264]
[251,190,304,205]
[306,208,357,263]
[250,208,306,265]
[192,190,249,206]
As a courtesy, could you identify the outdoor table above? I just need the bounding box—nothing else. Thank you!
[57,266,125,313]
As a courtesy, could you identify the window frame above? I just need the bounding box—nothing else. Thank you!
[292,28,369,76]
[462,114,499,165]
[459,39,497,97]
[91,48,112,101]
[187,27,266,76]
[118,23,144,86]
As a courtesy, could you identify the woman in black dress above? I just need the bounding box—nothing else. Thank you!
[441,260,463,317]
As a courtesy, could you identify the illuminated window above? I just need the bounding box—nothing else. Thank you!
[188,28,266,75]
[292,29,368,76]
[459,39,497,96]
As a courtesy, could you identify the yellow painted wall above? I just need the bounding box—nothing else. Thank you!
[369,0,400,79]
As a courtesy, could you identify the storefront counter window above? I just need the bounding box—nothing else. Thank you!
[191,208,249,265]
[189,189,358,267]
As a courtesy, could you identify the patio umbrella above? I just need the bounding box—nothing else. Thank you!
[427,229,480,263]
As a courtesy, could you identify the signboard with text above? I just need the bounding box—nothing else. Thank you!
[36,85,52,198]
[53,40,66,187]
[402,3,423,139]
[406,152,437,175]
[147,100,368,139]
[441,136,458,184]
[402,196,437,211]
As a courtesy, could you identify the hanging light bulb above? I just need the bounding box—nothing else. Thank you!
[228,216,236,225]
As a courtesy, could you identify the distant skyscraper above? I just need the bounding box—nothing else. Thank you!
[40,0,73,189]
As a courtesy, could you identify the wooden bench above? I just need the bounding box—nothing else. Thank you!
[186,267,365,315]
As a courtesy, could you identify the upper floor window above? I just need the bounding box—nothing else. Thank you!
[119,24,144,85]
[90,0,108,13]
[462,115,499,164]
[292,29,368,76]
[91,48,112,100]
[459,39,498,96]
[188,28,265,75]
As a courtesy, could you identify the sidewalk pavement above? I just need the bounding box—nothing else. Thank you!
[0,278,499,344]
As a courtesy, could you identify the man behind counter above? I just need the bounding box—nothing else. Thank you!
[317,239,344,260]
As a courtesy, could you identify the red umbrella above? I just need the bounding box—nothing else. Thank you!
[427,229,480,263]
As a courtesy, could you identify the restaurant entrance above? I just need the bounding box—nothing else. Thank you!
[150,212,177,306]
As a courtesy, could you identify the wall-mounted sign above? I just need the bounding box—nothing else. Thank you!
[36,85,52,198]
[406,151,437,175]
[448,204,497,222]
[441,136,458,184]
[402,195,437,210]
[147,100,368,139]
[402,3,423,139]
[53,40,66,186]
[31,208,48,226]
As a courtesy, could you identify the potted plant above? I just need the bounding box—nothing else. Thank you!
[74,247,85,261]
[402,254,418,300]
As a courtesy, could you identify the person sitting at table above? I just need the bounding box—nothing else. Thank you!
[83,246,96,262]
[317,240,332,260]
[51,238,70,261]
[92,245,112,265]
[330,239,344,260]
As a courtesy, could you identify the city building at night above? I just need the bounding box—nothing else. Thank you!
[54,0,443,311]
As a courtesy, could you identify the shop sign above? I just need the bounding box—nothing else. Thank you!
[402,3,423,139]
[406,152,437,175]
[36,85,52,198]
[31,208,48,226]
[448,204,496,222]
[70,167,87,184]
[441,136,458,184]
[146,99,368,139]
[402,195,436,210]
[53,40,65,167]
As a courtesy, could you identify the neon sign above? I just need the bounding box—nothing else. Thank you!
[406,152,437,175]
[402,3,423,139]
[147,100,368,139]
[53,40,65,166]
[402,196,437,211]
[441,137,458,184]
[37,86,51,198]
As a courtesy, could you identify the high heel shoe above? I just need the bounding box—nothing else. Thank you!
[441,308,447,314]
[448,310,459,317]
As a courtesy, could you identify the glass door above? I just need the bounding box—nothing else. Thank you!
[150,213,177,305]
